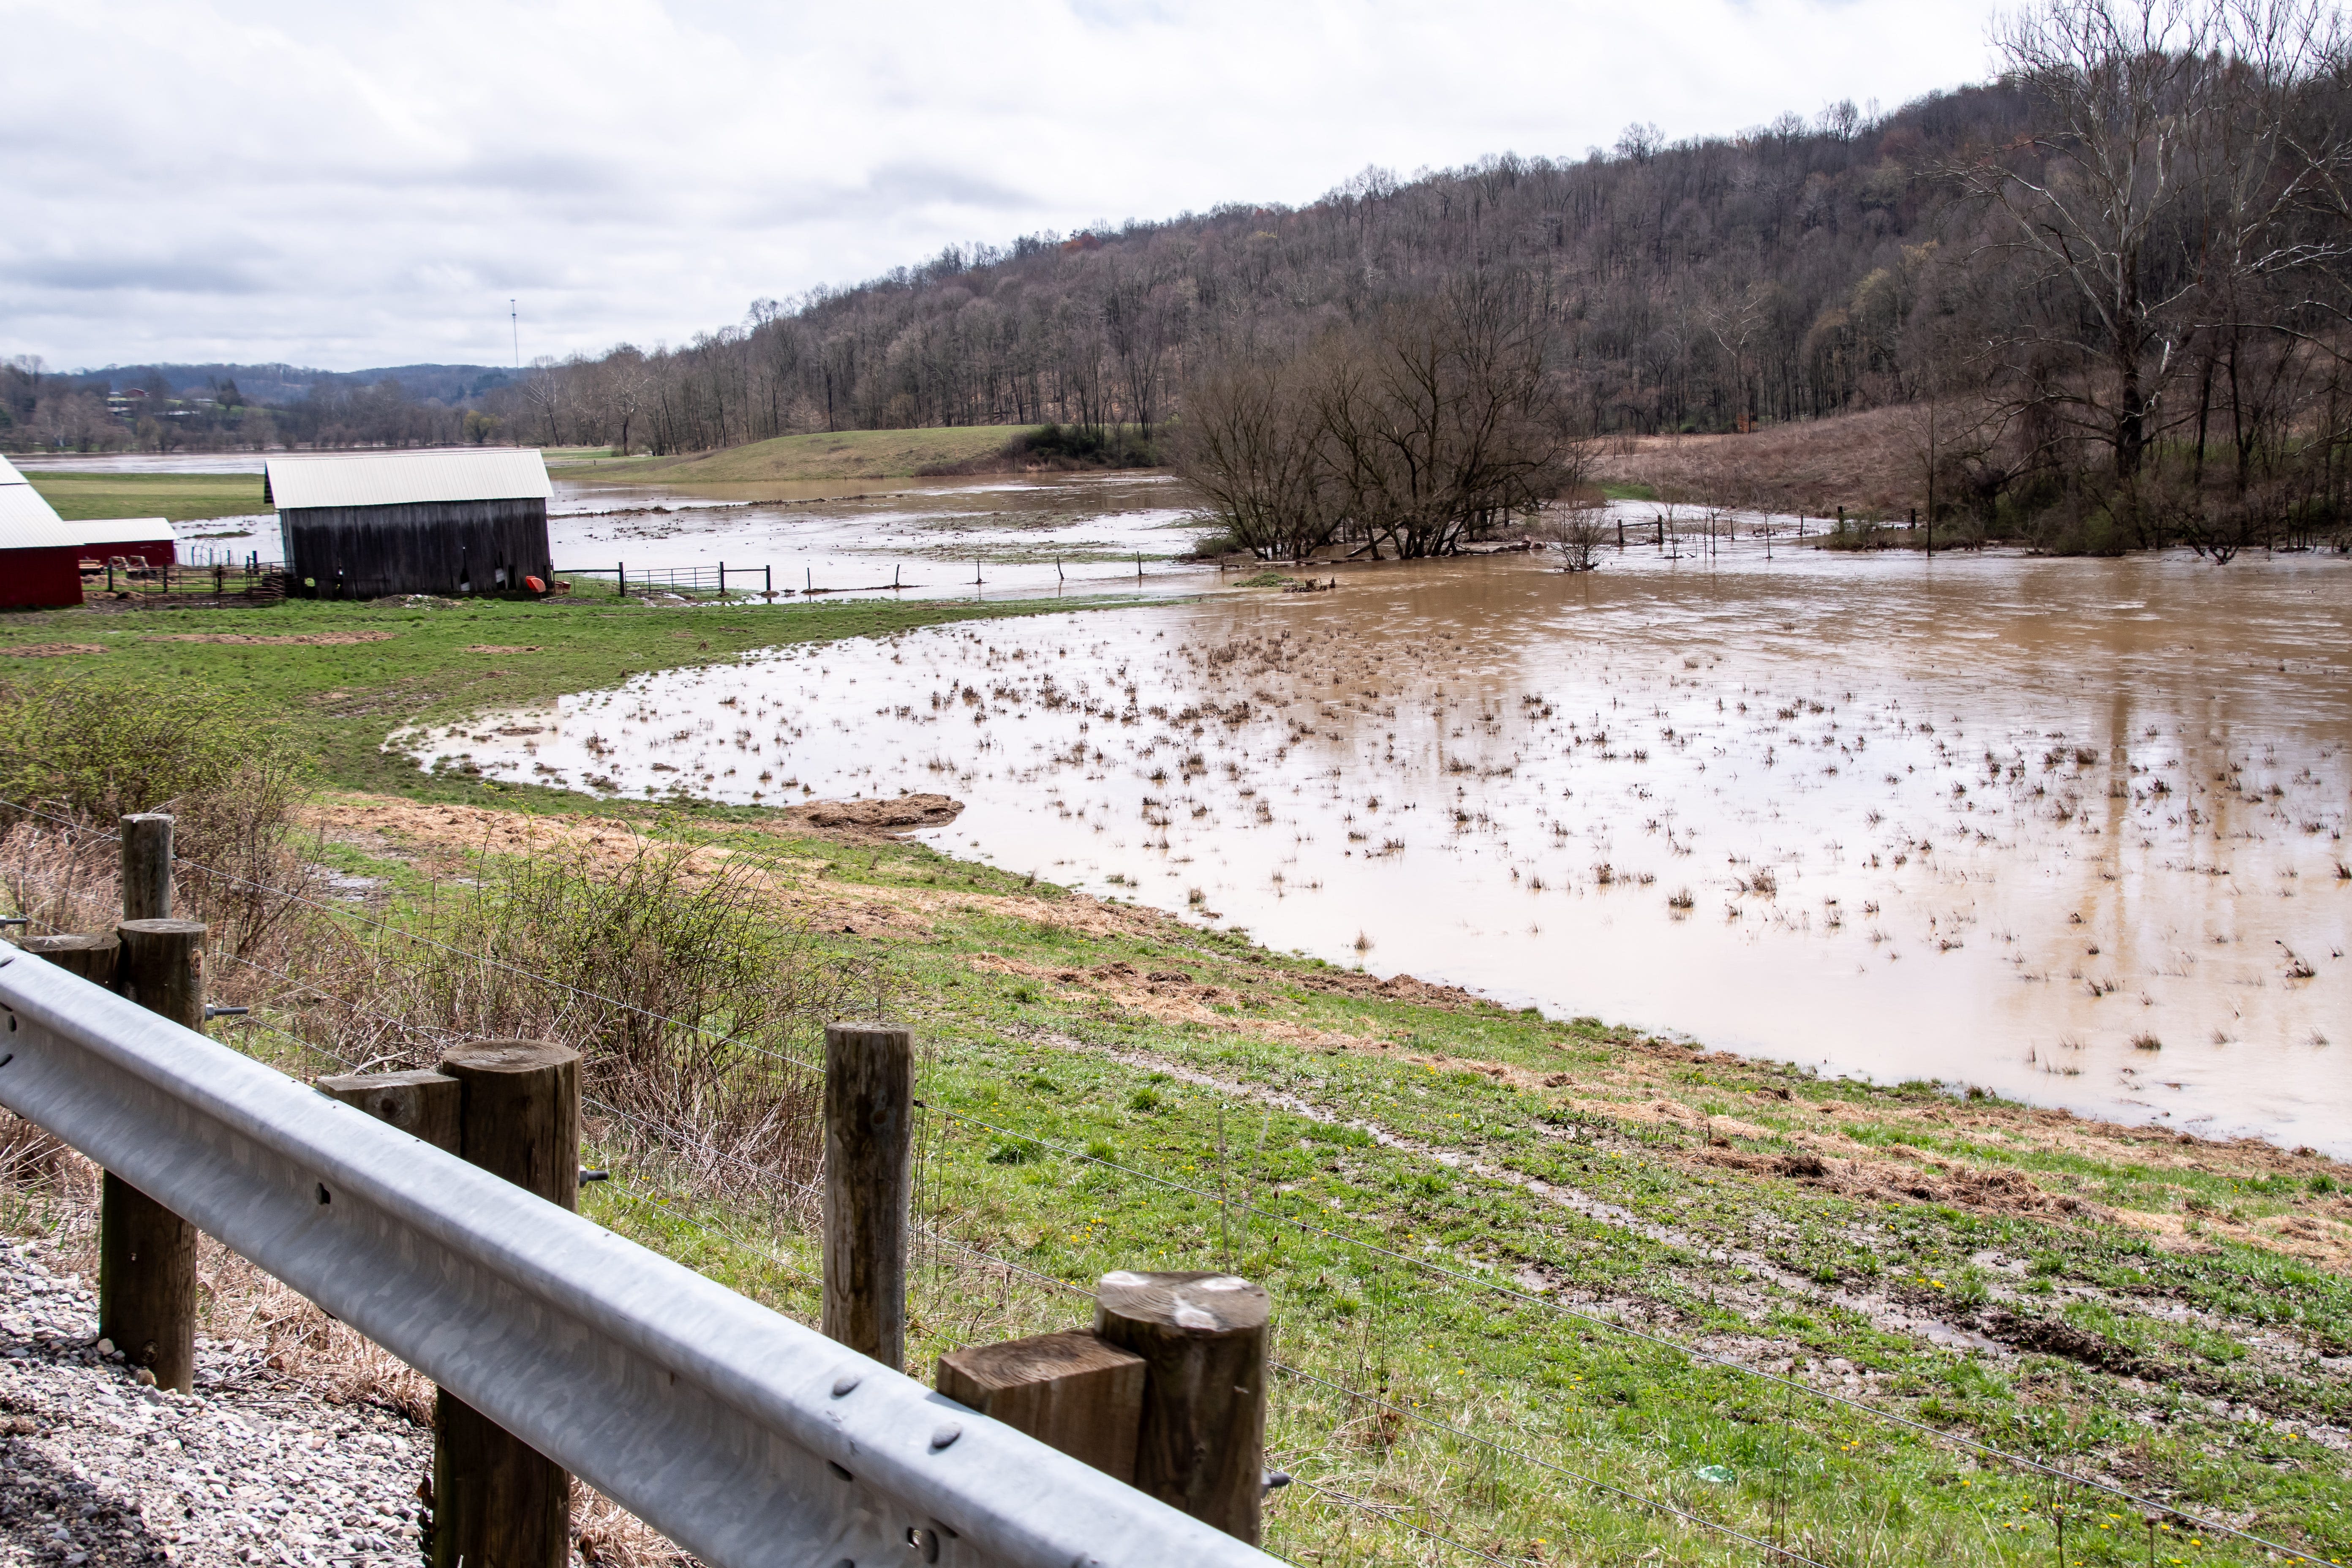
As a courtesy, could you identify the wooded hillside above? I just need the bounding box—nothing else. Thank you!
[495,87,2032,454]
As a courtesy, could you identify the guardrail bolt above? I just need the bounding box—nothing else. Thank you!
[822,1022,912,1373]
[428,1040,581,1568]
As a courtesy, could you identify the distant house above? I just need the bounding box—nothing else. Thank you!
[264,449,553,599]
[74,517,175,569]
[0,455,86,610]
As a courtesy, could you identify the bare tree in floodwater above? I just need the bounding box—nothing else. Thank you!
[1530,506,1611,571]
[1177,278,1590,561]
[1171,356,1342,561]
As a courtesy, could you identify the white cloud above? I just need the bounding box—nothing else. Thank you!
[0,0,2001,371]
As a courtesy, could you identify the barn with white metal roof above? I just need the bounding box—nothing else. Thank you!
[264,448,553,599]
[0,455,86,610]
[73,517,176,568]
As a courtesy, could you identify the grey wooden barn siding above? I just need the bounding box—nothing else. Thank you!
[279,498,552,598]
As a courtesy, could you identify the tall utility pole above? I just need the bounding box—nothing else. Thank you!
[510,299,519,369]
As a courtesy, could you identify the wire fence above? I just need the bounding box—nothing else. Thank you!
[560,563,780,601]
[0,796,2335,1568]
[83,556,282,602]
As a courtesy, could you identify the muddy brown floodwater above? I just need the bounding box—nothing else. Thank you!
[412,542,2352,1151]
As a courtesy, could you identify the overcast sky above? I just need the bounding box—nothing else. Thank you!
[0,0,2004,375]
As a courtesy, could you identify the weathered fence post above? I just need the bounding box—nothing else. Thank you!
[17,933,117,986]
[103,916,208,1393]
[822,1021,912,1371]
[936,1328,1146,1482]
[1094,1270,1271,1545]
[318,1069,461,1154]
[115,920,204,1026]
[120,813,174,920]
[428,1040,579,1568]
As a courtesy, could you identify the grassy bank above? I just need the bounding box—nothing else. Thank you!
[24,469,269,524]
[151,801,2352,1568]
[0,598,2347,1567]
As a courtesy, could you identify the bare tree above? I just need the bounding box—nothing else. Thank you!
[1169,354,1339,560]
[1964,0,2349,496]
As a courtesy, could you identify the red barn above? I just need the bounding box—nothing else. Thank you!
[0,456,85,611]
[75,517,176,569]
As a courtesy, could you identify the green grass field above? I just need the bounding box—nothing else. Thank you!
[0,594,1116,808]
[552,426,1040,485]
[23,469,270,524]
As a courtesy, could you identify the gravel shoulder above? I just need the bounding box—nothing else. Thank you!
[0,1239,427,1568]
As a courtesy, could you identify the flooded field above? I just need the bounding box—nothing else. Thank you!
[28,462,1227,597]
[412,540,2352,1151]
[548,471,1214,601]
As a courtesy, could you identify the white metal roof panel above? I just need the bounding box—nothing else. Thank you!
[74,517,174,547]
[0,454,29,486]
[265,449,551,511]
[0,482,79,552]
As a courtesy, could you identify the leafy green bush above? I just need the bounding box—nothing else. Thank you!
[0,672,299,825]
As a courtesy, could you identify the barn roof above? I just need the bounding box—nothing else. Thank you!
[0,458,81,552]
[264,449,552,511]
[74,517,174,547]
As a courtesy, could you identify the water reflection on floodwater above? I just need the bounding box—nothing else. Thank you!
[412,542,2352,1151]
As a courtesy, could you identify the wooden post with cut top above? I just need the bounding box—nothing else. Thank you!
[16,933,117,987]
[318,1068,461,1154]
[936,1329,1146,1483]
[102,916,208,1393]
[822,1021,912,1371]
[120,814,174,921]
[422,1040,579,1568]
[1094,1269,1272,1545]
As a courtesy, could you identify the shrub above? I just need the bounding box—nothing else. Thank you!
[0,674,314,955]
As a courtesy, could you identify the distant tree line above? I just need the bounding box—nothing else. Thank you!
[0,359,508,455]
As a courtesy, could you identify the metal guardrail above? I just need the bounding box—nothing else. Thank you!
[0,950,1274,1568]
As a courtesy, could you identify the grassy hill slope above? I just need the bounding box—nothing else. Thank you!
[26,470,269,524]
[553,426,1039,485]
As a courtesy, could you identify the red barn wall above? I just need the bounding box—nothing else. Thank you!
[0,547,88,609]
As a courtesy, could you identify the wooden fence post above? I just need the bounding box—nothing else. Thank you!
[822,1021,912,1371]
[1094,1270,1271,1546]
[16,933,117,987]
[115,920,205,1027]
[429,1040,579,1568]
[318,1069,461,1154]
[102,917,208,1393]
[936,1329,1146,1483]
[120,814,174,921]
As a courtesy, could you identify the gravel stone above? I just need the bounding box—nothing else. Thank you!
[0,1239,429,1568]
